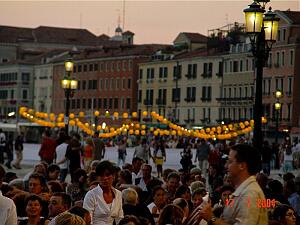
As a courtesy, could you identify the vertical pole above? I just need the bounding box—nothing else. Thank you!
[275,109,279,144]
[253,29,265,150]
[175,61,179,122]
[65,89,70,135]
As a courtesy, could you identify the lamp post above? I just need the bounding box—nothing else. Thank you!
[61,58,77,134]
[244,1,279,149]
[274,90,282,144]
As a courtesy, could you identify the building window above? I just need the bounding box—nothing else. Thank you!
[82,80,86,90]
[100,79,103,89]
[281,51,285,66]
[103,99,107,109]
[83,64,88,72]
[98,98,102,108]
[288,77,292,95]
[76,99,80,109]
[138,90,142,103]
[123,79,126,89]
[116,78,120,89]
[173,65,182,79]
[240,60,243,72]
[283,29,286,41]
[126,98,131,109]
[139,69,143,79]
[100,63,104,72]
[93,80,97,89]
[88,80,93,89]
[105,79,109,90]
[129,60,133,70]
[109,98,113,109]
[88,99,92,108]
[172,88,180,102]
[21,73,30,81]
[117,62,121,71]
[82,99,86,109]
[89,64,94,71]
[94,63,99,71]
[122,61,127,71]
[290,50,294,66]
[114,98,118,109]
[128,79,131,89]
[111,62,114,72]
[93,98,97,109]
[106,62,110,72]
[78,65,82,72]
[111,78,115,90]
[77,80,81,90]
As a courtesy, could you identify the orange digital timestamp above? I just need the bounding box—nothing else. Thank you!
[225,198,276,208]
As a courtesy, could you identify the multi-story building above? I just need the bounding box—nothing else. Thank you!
[138,32,224,128]
[217,41,255,123]
[51,43,168,126]
[262,11,300,137]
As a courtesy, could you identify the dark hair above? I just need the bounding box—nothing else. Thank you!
[29,173,47,190]
[173,198,188,211]
[157,204,184,225]
[25,194,43,207]
[132,157,143,164]
[96,160,115,176]
[119,215,141,225]
[272,204,295,222]
[69,206,89,219]
[230,144,261,175]
[73,168,87,183]
[283,172,295,182]
[48,181,64,193]
[152,185,165,197]
[167,172,180,181]
[119,169,132,184]
[175,185,190,198]
[52,192,72,209]
[48,164,60,173]
[220,185,235,194]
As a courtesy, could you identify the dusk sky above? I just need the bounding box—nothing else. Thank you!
[0,1,299,44]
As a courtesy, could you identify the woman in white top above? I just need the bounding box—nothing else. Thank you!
[147,186,167,223]
[83,160,123,225]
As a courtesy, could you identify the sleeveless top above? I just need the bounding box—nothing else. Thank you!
[18,217,47,225]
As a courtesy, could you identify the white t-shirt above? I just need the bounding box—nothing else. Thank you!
[0,192,17,225]
[55,143,69,169]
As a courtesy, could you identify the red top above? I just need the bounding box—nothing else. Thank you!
[85,144,93,159]
[39,137,57,161]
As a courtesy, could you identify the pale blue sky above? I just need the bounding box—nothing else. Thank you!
[0,1,298,44]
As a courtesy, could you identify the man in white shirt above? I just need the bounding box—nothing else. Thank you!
[199,144,268,225]
[0,165,17,225]
[55,136,71,182]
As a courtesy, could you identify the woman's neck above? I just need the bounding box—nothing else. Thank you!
[101,186,112,193]
[27,215,40,225]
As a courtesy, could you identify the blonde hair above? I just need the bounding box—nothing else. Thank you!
[55,212,86,225]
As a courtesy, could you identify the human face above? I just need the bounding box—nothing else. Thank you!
[26,200,42,217]
[99,170,114,188]
[48,196,66,217]
[29,178,43,194]
[153,189,166,207]
[48,170,60,181]
[181,189,191,201]
[226,150,242,183]
[142,165,151,178]
[221,190,232,204]
[167,177,180,193]
[192,194,203,208]
[285,209,296,225]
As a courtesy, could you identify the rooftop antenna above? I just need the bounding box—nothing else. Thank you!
[123,0,126,30]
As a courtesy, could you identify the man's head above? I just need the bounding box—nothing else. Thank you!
[28,173,47,194]
[47,164,60,181]
[141,164,152,178]
[226,144,261,185]
[122,188,138,205]
[132,157,143,174]
[48,192,72,217]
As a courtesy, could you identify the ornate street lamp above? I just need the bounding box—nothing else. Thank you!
[274,90,282,144]
[61,58,77,134]
[244,1,279,149]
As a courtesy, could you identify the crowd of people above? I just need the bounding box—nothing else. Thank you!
[0,127,300,225]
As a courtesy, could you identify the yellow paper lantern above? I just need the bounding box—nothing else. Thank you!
[123,112,128,119]
[135,123,140,129]
[141,125,146,130]
[94,111,100,117]
[69,113,75,119]
[69,120,75,126]
[153,130,159,136]
[162,119,168,124]
[110,127,115,132]
[85,123,89,127]
[178,131,182,136]
[141,130,146,136]
[150,127,154,132]
[171,130,177,136]
[79,112,85,118]
[132,112,137,118]
[105,111,110,118]
[135,130,140,135]
[113,112,119,118]
[129,129,134,135]
[205,128,210,133]
[142,111,148,117]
